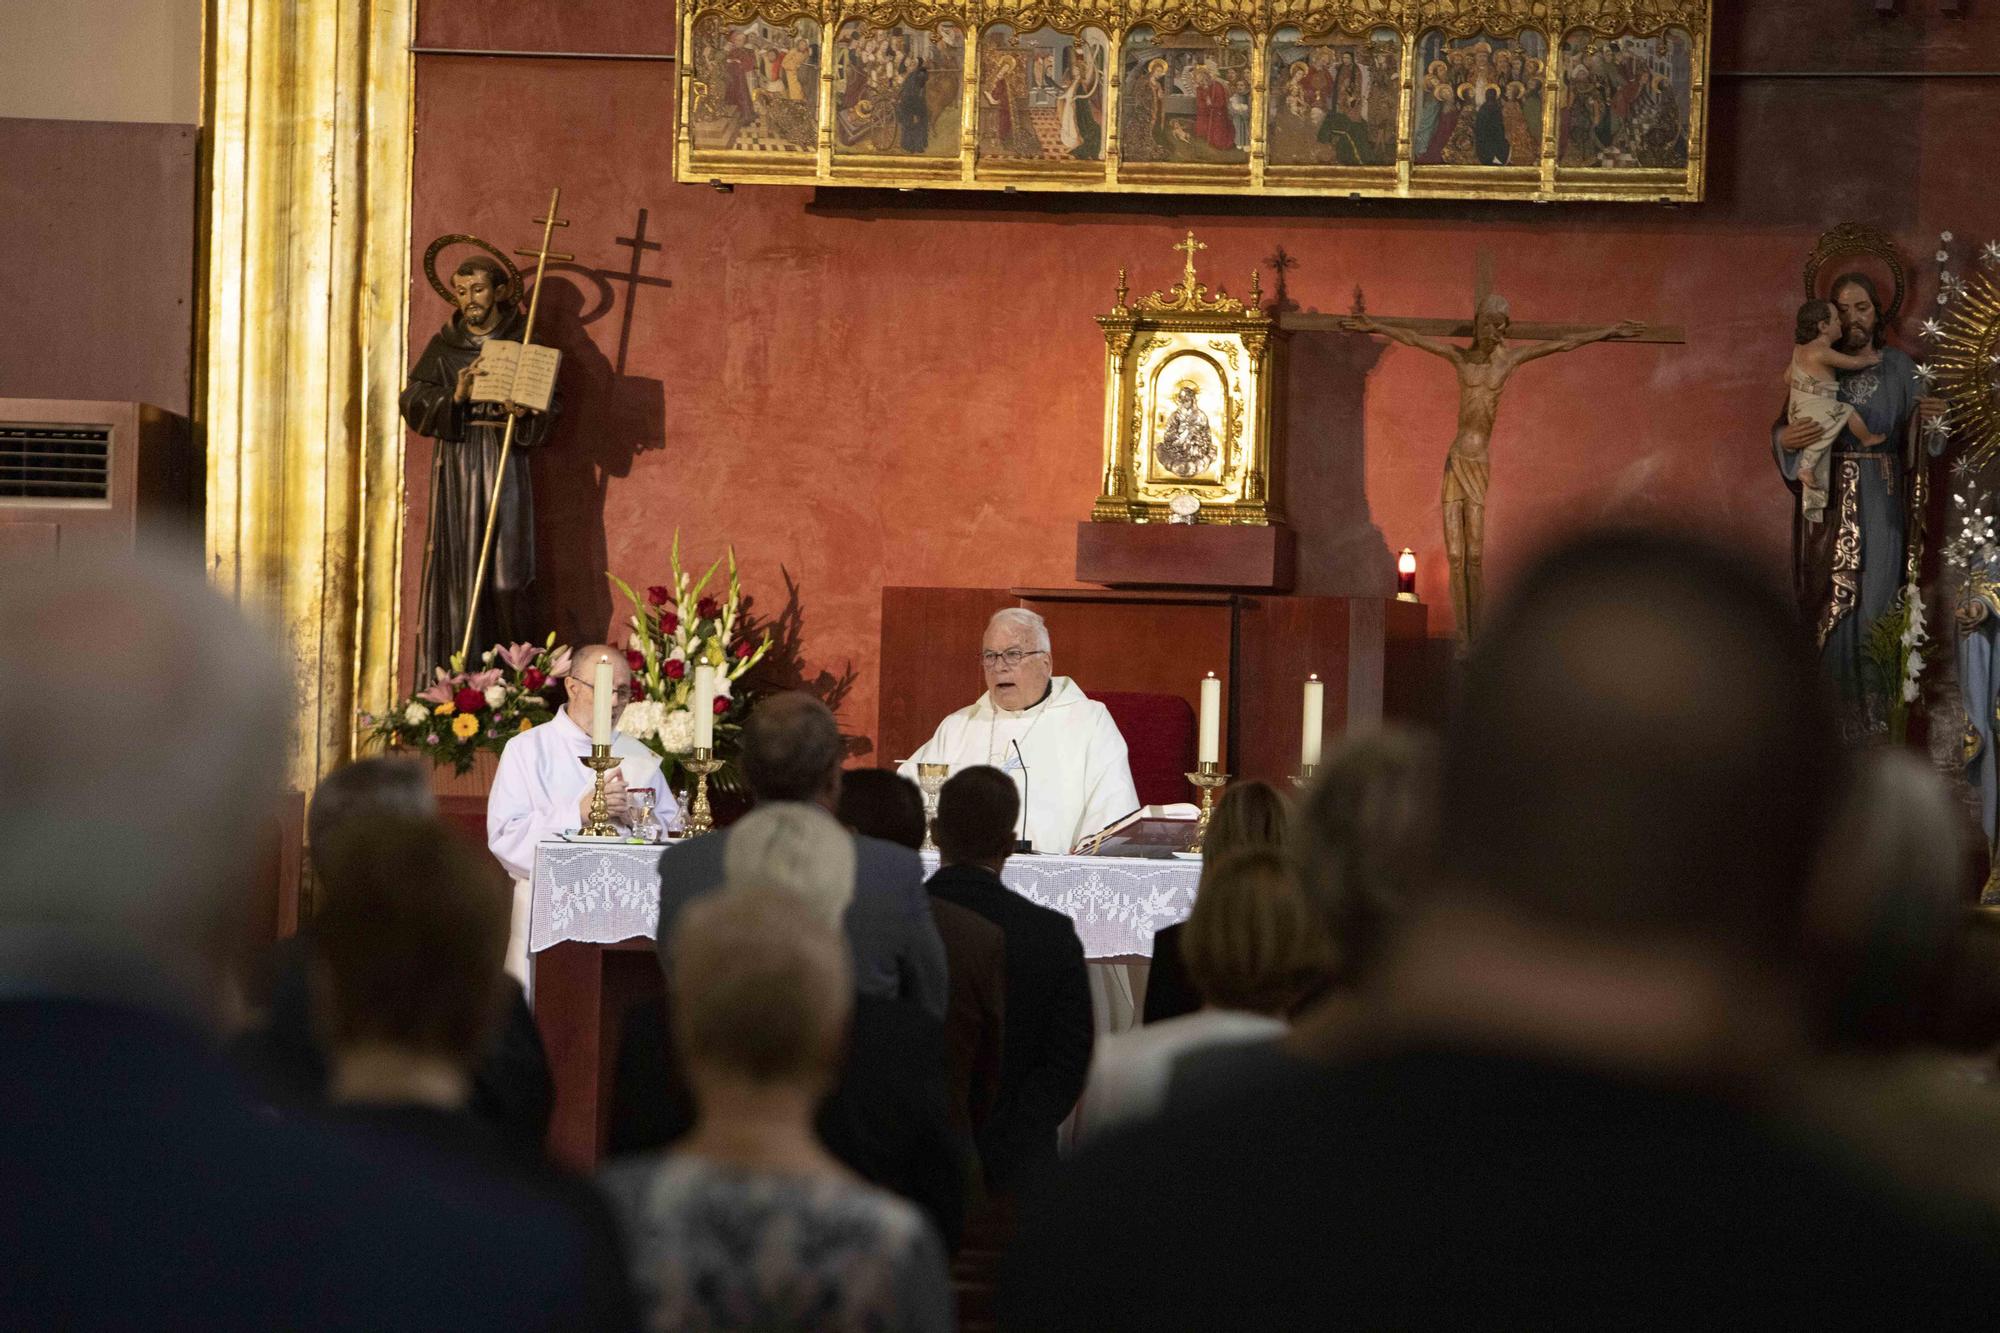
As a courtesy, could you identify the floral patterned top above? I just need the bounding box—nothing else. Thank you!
[599,1154,953,1333]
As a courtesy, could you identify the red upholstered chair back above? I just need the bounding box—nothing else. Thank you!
[1091,690,1196,807]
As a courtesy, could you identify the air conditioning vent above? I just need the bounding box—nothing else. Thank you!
[0,423,112,503]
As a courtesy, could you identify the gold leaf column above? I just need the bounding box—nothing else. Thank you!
[200,0,416,792]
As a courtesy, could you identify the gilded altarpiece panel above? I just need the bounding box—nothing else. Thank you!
[673,0,1712,201]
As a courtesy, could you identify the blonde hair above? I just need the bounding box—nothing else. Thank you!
[671,888,853,1084]
[722,802,856,927]
[1182,849,1334,1016]
[1200,779,1294,861]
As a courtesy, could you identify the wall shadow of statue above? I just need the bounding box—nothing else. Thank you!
[1282,325,1393,595]
[738,567,870,762]
[527,271,667,646]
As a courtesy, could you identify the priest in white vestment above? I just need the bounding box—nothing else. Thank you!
[488,644,680,978]
[901,609,1140,854]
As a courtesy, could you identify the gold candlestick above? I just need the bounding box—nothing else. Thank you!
[683,747,723,836]
[1186,761,1229,849]
[1291,762,1319,790]
[578,745,623,837]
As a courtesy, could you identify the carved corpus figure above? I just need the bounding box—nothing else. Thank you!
[1343,296,1641,641]
[1157,381,1219,478]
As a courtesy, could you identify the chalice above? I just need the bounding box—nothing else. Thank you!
[916,763,951,851]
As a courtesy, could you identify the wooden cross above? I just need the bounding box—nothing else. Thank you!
[1282,249,1685,344]
[604,207,673,374]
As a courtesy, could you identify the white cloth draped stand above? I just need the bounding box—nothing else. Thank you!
[529,842,1201,1033]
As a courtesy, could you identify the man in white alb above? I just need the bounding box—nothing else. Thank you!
[488,643,681,979]
[901,609,1140,854]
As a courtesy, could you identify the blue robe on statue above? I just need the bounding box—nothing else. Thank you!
[1771,345,1936,716]
[1957,565,2000,849]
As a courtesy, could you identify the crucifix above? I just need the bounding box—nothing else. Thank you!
[604,207,673,374]
[458,188,575,666]
[1284,251,1684,643]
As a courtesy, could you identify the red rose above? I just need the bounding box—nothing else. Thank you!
[732,641,752,660]
[659,610,679,635]
[696,596,721,620]
[522,667,547,691]
[452,686,485,714]
[630,680,647,701]
[646,584,671,606]
[625,649,645,671]
[712,696,729,716]
[664,659,686,681]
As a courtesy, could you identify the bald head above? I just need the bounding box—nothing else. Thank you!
[0,555,286,999]
[563,643,632,730]
[1437,529,1845,955]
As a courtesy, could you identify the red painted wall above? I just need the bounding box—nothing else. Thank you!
[404,3,2000,755]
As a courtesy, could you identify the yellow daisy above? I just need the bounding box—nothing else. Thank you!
[451,713,479,740]
[434,701,455,716]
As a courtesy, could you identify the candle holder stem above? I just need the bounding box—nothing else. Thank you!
[578,746,624,837]
[1291,762,1320,791]
[1185,762,1229,850]
[683,747,723,837]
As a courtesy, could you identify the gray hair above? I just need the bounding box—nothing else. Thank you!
[723,802,857,928]
[986,607,1051,654]
[740,692,844,803]
[0,554,286,1001]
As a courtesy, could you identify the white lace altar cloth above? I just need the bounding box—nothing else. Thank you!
[528,841,1200,959]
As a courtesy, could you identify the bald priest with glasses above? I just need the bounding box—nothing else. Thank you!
[901,610,1140,854]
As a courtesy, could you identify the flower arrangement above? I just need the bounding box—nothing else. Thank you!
[363,636,572,774]
[1862,585,1931,745]
[610,535,772,789]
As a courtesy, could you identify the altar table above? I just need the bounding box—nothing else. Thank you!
[529,840,1202,1167]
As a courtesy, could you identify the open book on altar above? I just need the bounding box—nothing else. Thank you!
[470,339,561,411]
[1072,803,1201,857]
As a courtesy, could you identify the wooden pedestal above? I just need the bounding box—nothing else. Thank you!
[1076,521,1295,592]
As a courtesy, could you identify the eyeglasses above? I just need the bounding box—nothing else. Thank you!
[979,648,1047,669]
[565,674,633,701]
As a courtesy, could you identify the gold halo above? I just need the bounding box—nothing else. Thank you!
[422,233,524,306]
[1804,221,1907,327]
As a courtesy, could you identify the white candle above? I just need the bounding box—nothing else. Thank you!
[591,658,613,746]
[1301,674,1324,769]
[1197,672,1221,765]
[692,663,717,751]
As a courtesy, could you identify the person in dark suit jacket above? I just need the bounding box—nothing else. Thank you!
[229,757,555,1149]
[655,693,948,1020]
[927,766,1093,1193]
[839,767,1006,1138]
[0,558,614,1330]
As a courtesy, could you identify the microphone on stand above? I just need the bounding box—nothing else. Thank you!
[1011,739,1035,854]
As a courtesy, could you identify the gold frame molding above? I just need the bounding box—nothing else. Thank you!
[677,0,1711,201]
[201,0,415,792]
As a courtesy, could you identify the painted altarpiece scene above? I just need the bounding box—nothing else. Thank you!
[1557,28,1696,171]
[1118,29,1256,170]
[672,0,1712,201]
[1264,29,1401,169]
[687,18,822,156]
[1409,29,1550,169]
[977,26,1111,165]
[832,21,965,160]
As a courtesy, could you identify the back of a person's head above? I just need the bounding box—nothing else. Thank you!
[1802,749,1971,1051]
[314,814,511,1066]
[0,555,284,990]
[1300,726,1439,987]
[672,887,853,1087]
[307,757,437,879]
[935,766,1020,865]
[1183,849,1334,1016]
[740,692,844,803]
[722,802,856,927]
[1438,528,1845,954]
[1200,780,1293,861]
[836,768,926,850]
